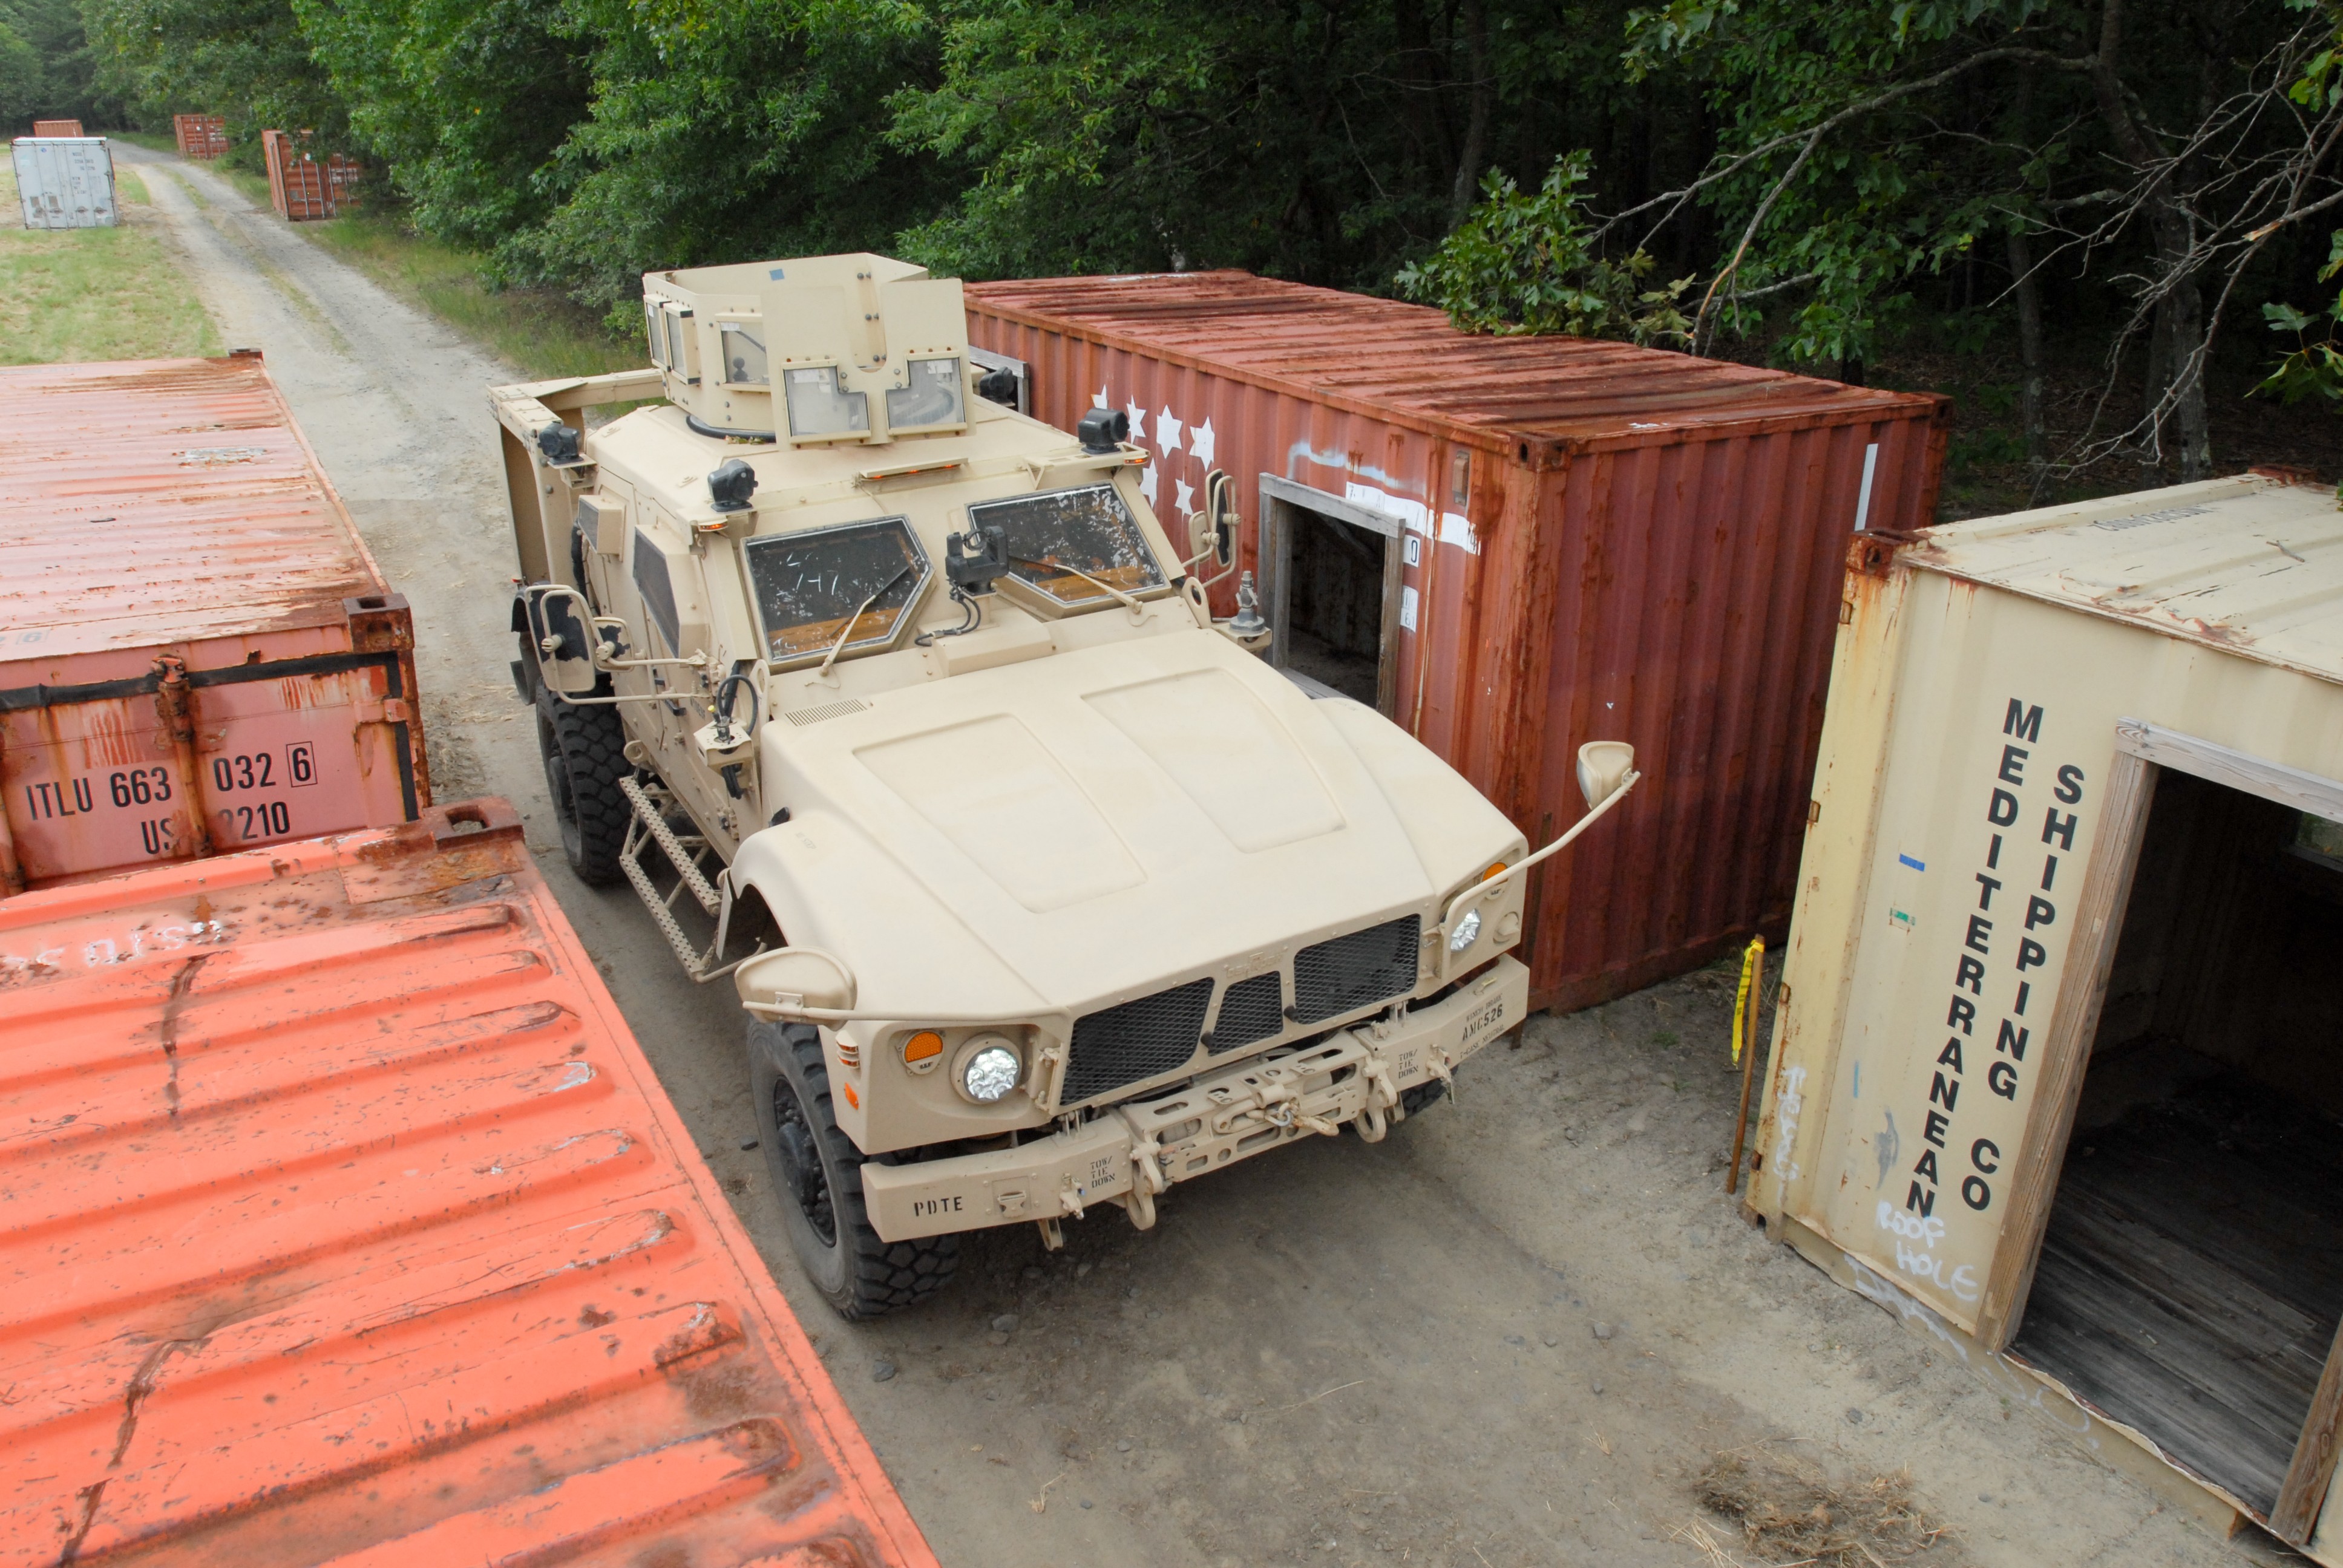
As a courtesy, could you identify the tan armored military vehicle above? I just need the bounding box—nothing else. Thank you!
[491,254,1639,1318]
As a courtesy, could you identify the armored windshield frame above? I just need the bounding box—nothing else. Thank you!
[742,515,932,670]
[966,482,1170,618]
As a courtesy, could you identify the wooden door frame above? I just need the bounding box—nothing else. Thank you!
[1256,475,1404,717]
[1978,719,2343,1543]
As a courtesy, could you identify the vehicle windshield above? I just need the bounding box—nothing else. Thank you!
[966,483,1166,609]
[741,517,929,664]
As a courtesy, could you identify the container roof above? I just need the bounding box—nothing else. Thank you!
[0,356,384,656]
[0,801,934,1566]
[1906,473,2343,684]
[964,270,1940,449]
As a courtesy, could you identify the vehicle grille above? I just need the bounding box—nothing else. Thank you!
[1062,978,1213,1103]
[1293,915,1420,1024]
[1207,972,1283,1054]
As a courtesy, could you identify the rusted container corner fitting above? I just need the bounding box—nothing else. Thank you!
[967,272,1948,1011]
[172,113,228,159]
[0,355,430,892]
[1748,474,2343,1550]
[0,799,939,1567]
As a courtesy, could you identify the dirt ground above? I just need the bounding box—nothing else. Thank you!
[113,140,2307,1568]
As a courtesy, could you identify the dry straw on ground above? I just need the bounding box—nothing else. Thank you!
[1691,1443,1958,1566]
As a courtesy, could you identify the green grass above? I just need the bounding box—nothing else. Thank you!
[300,212,638,379]
[0,160,219,365]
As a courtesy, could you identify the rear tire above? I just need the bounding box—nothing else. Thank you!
[534,691,630,886]
[749,1020,959,1318]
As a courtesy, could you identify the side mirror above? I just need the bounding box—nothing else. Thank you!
[1188,469,1237,570]
[1576,741,1636,810]
[525,583,602,696]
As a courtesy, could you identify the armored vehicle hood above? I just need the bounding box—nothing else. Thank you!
[734,626,1516,1022]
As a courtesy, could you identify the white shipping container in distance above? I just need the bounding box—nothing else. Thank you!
[11,136,117,229]
[1747,471,2343,1553]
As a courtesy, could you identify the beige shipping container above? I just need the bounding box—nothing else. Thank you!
[1745,472,2343,1547]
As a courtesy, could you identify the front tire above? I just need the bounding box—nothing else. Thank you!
[749,1020,959,1318]
[534,690,630,886]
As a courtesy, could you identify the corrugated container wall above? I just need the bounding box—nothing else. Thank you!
[0,800,939,1567]
[11,137,115,229]
[172,113,228,158]
[968,273,1947,1010]
[0,356,430,890]
[29,118,82,137]
[1746,474,2343,1551]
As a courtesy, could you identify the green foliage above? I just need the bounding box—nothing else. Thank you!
[85,0,346,153]
[890,0,1499,283]
[2253,232,2343,409]
[294,0,589,249]
[0,13,39,130]
[1394,152,1693,345]
[511,0,945,314]
[2,0,111,128]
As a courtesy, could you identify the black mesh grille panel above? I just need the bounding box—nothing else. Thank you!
[1063,978,1213,1103]
[1207,972,1283,1054]
[1293,915,1420,1024]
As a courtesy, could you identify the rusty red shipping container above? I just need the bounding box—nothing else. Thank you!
[0,354,429,892]
[968,272,1948,1010]
[258,130,358,221]
[171,113,228,159]
[0,799,940,1567]
[30,118,83,138]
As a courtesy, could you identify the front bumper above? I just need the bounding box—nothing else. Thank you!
[859,956,1529,1243]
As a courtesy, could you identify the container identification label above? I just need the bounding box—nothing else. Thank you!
[1872,696,2089,1310]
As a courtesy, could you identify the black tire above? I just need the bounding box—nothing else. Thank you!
[749,1019,959,1319]
[1400,1078,1448,1117]
[534,690,631,886]
[1346,1074,1449,1137]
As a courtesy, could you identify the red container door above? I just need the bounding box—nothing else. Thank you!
[1,656,419,885]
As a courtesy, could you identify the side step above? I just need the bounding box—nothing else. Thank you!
[617,774,756,981]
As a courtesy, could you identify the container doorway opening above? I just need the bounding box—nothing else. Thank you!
[2010,764,2343,1524]
[1263,485,1401,715]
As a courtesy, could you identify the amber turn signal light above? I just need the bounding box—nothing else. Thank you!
[902,1029,945,1074]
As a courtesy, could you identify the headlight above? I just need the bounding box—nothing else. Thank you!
[959,1037,1023,1103]
[1448,908,1483,952]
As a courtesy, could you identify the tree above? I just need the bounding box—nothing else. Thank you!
[1395,149,1693,343]
[295,0,591,249]
[1610,0,2342,479]
[85,0,347,149]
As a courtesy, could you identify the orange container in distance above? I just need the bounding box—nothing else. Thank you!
[0,354,429,892]
[0,799,937,1568]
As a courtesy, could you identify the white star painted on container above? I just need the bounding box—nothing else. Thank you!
[1175,478,1195,516]
[1124,400,1147,442]
[1093,386,1108,408]
[1190,417,1215,468]
[1158,408,1183,454]
[1139,464,1159,505]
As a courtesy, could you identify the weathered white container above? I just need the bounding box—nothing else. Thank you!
[1748,471,2343,1549]
[11,136,117,229]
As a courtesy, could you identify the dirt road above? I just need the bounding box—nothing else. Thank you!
[117,142,2289,1568]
